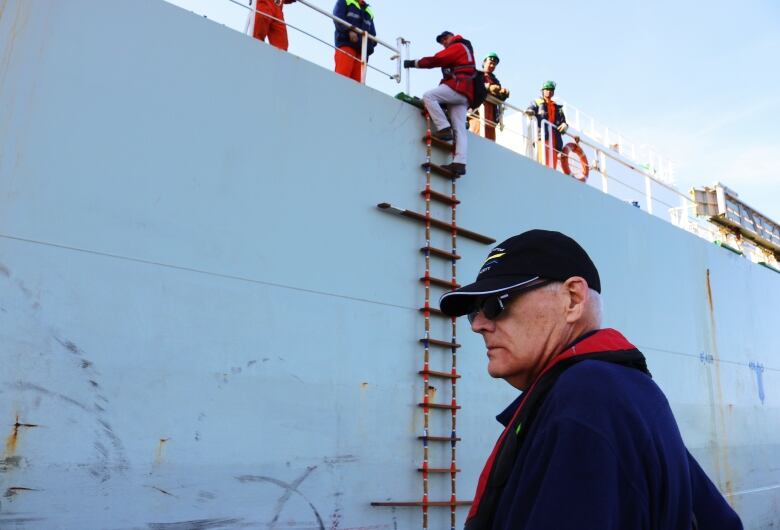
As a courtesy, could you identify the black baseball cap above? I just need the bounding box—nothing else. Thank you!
[439,229,601,317]
[436,31,454,44]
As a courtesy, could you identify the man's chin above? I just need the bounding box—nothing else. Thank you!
[488,364,528,389]
[486,362,507,379]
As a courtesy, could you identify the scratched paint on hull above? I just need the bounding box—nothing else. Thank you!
[0,0,778,528]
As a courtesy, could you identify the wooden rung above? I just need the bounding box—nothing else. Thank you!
[421,189,460,206]
[421,162,460,180]
[418,402,461,410]
[419,369,460,380]
[419,307,450,318]
[420,246,461,260]
[377,203,496,244]
[419,338,461,349]
[372,500,473,507]
[420,275,460,289]
[421,136,454,151]
[418,467,461,473]
[418,435,462,442]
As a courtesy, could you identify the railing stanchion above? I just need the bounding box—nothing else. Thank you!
[394,37,402,84]
[244,0,255,34]
[405,40,411,93]
[360,29,368,83]
[645,174,654,215]
[599,150,608,193]
[525,114,534,158]
[543,120,555,169]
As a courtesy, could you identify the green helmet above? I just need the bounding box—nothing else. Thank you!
[542,80,556,90]
[485,52,500,63]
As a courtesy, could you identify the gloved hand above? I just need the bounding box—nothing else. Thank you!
[403,59,416,68]
[488,84,501,96]
[499,87,510,98]
[349,31,359,43]
[524,109,535,117]
[557,123,569,133]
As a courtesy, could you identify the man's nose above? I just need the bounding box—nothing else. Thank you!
[470,312,495,334]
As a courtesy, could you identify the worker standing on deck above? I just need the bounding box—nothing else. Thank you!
[250,0,296,51]
[526,81,568,169]
[332,0,376,83]
[404,31,478,176]
[469,52,509,141]
[439,229,743,530]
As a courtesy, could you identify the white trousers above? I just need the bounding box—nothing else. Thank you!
[423,84,468,164]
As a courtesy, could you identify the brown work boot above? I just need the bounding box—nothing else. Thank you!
[440,162,466,176]
[432,127,453,142]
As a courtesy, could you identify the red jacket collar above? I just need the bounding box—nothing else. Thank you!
[496,328,636,425]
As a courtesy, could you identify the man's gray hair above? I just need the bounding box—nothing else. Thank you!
[542,281,603,327]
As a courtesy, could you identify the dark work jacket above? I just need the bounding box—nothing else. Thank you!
[481,71,501,120]
[487,355,743,529]
[527,97,567,149]
[332,0,376,55]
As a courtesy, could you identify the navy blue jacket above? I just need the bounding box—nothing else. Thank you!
[491,360,742,529]
[527,97,567,150]
[332,0,376,56]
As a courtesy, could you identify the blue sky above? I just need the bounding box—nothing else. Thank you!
[166,0,780,220]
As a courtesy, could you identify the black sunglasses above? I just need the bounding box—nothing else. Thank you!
[467,280,550,325]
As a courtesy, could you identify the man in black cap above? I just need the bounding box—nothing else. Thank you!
[403,30,477,176]
[440,229,742,529]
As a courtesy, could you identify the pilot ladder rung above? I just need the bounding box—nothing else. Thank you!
[421,162,461,180]
[418,402,461,410]
[420,246,461,260]
[421,136,454,151]
[419,369,460,380]
[418,435,462,442]
[420,275,460,289]
[421,189,460,206]
[419,338,461,349]
[417,467,461,473]
[419,307,450,318]
[371,500,473,507]
[377,203,496,244]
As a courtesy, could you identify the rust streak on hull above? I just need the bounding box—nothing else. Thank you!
[705,269,736,503]
[3,415,39,459]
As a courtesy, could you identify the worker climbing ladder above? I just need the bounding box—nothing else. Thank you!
[374,101,495,529]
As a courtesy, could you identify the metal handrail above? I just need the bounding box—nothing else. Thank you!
[465,97,690,212]
[196,1,774,265]
[557,122,690,201]
[559,99,675,184]
[294,0,397,51]
[539,119,692,211]
[232,0,404,83]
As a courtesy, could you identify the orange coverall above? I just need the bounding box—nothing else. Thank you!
[334,47,363,82]
[253,0,290,51]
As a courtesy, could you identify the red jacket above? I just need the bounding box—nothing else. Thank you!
[417,35,476,104]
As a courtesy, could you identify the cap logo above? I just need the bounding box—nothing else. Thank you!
[480,251,505,275]
[482,252,505,265]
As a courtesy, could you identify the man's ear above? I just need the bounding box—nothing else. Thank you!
[563,277,589,323]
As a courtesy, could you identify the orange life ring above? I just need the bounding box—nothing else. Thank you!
[560,142,589,182]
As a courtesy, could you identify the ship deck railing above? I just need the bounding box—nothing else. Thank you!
[475,99,778,267]
[226,0,408,86]
[178,0,779,269]
[558,99,676,184]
